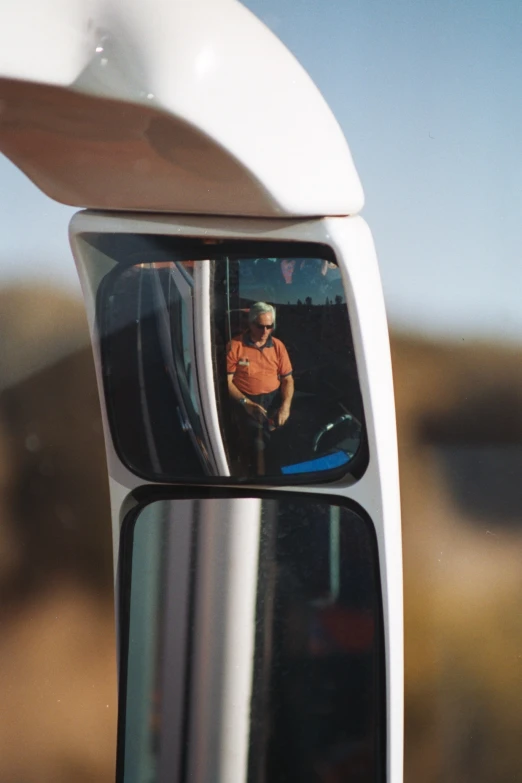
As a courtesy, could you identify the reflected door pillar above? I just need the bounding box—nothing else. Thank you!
[186,498,262,783]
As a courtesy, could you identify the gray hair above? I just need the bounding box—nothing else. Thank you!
[248,302,276,327]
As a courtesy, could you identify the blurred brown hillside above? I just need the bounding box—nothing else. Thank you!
[1,285,522,782]
[392,334,522,783]
[0,286,116,783]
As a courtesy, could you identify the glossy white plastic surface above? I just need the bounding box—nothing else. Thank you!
[0,0,363,217]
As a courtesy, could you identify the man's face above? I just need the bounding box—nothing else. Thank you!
[250,311,274,343]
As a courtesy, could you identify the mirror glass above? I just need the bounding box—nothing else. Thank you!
[88,234,366,482]
[119,495,383,783]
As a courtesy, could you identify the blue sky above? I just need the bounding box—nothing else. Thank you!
[1,0,521,340]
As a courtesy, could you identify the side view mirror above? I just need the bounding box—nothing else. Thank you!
[0,0,402,780]
[71,209,402,783]
[122,495,382,783]
[74,225,366,483]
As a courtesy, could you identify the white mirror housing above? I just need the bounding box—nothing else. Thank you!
[0,1,402,781]
[0,0,363,217]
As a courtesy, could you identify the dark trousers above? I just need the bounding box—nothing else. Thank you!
[246,389,280,417]
[232,389,281,475]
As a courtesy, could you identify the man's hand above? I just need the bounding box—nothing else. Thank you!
[276,405,291,426]
[245,400,268,423]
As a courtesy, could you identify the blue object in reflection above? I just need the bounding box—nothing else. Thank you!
[281,450,352,475]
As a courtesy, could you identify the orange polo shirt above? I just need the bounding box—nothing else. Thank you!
[227,333,293,396]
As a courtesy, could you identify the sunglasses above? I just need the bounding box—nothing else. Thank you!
[254,323,274,330]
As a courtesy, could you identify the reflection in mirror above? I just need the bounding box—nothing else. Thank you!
[119,496,383,783]
[90,234,366,482]
[214,257,364,480]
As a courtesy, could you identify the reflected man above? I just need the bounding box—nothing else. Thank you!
[227,303,294,468]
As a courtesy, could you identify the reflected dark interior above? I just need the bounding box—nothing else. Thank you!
[119,495,384,783]
[102,263,207,480]
[89,234,367,483]
[250,498,383,783]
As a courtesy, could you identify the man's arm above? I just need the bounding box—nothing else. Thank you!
[277,374,294,426]
[227,374,246,403]
[227,375,268,421]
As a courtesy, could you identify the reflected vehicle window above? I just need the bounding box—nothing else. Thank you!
[101,260,211,480]
[119,496,384,783]
[89,234,366,483]
[213,256,365,479]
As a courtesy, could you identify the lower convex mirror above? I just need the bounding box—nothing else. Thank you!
[86,233,367,483]
[118,495,384,783]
